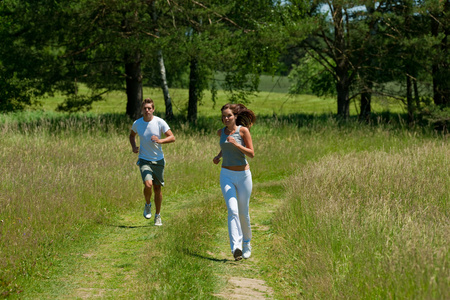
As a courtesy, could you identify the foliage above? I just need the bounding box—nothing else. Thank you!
[55,94,105,113]
[0,0,285,120]
[1,0,448,125]
[168,0,283,119]
[0,1,64,112]
[0,74,43,112]
[285,0,450,119]
[288,53,335,97]
[420,103,450,131]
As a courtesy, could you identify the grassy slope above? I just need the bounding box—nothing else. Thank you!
[34,73,405,117]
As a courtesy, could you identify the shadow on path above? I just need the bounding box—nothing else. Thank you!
[107,224,153,229]
[183,248,229,263]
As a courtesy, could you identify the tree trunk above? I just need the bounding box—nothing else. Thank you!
[406,75,414,123]
[157,50,174,120]
[125,52,143,120]
[432,60,449,107]
[151,1,173,119]
[334,6,350,118]
[188,57,199,123]
[336,79,350,118]
[360,92,371,122]
[414,78,420,110]
[431,2,450,107]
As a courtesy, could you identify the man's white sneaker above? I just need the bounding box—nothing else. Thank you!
[243,242,252,259]
[233,248,243,261]
[143,203,152,219]
[154,214,162,226]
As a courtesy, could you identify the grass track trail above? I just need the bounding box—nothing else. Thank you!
[209,181,281,299]
[17,181,282,299]
[20,213,158,299]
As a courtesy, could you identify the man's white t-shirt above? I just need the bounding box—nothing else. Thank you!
[131,116,170,161]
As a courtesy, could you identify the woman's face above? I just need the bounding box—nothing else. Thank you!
[222,108,236,126]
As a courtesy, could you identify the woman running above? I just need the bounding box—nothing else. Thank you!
[213,103,256,261]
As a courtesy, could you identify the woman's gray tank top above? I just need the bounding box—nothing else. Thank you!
[220,125,248,167]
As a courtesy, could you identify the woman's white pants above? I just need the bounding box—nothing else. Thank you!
[220,168,252,253]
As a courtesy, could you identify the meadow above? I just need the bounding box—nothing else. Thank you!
[0,87,448,299]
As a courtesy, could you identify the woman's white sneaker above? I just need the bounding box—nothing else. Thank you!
[243,242,251,259]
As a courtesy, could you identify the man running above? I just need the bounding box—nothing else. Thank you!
[129,98,175,226]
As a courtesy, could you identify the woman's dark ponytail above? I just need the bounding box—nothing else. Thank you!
[221,103,256,129]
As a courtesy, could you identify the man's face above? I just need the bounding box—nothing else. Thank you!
[142,103,155,118]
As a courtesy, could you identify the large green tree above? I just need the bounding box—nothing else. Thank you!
[428,0,449,107]
[284,0,450,120]
[363,0,449,121]
[1,0,282,121]
[160,0,281,122]
[0,0,153,118]
[1,0,200,119]
[283,0,386,118]
[0,1,66,112]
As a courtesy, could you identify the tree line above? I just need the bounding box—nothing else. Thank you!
[0,0,448,124]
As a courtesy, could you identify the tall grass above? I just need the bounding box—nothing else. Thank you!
[269,143,449,298]
[0,109,447,298]
[137,115,447,299]
[0,115,138,295]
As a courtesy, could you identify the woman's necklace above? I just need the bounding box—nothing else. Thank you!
[225,126,236,135]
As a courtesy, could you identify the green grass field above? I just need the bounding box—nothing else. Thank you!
[0,88,448,299]
[28,73,405,118]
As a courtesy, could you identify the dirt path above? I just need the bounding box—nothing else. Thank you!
[63,214,151,299]
[212,181,280,299]
[21,213,154,299]
[209,230,274,300]
[21,182,280,299]
[219,277,273,299]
